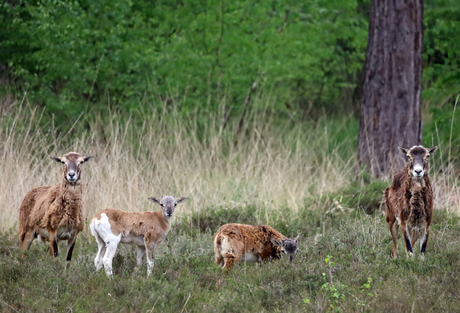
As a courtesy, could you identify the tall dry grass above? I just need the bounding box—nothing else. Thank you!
[0,97,459,232]
[0,98,359,231]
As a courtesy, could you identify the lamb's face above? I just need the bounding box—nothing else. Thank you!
[399,146,438,179]
[160,196,177,217]
[148,195,188,218]
[50,152,94,183]
[271,234,301,262]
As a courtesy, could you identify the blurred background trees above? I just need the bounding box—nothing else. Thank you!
[0,0,371,122]
[0,0,459,167]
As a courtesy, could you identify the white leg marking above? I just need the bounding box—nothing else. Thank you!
[103,239,121,277]
[90,214,122,276]
[146,247,155,277]
[94,236,106,271]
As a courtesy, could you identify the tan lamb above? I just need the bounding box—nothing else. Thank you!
[18,152,94,263]
[214,223,301,270]
[90,195,188,276]
[385,145,437,259]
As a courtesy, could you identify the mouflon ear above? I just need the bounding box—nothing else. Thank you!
[398,147,408,155]
[82,156,95,163]
[295,234,301,244]
[176,197,188,204]
[148,197,161,204]
[50,156,64,164]
[429,146,438,155]
[271,238,282,247]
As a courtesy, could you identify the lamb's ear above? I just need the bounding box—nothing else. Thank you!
[82,156,95,163]
[429,146,438,155]
[295,234,301,244]
[176,197,188,204]
[148,197,161,204]
[398,147,408,155]
[271,238,282,247]
[50,156,64,164]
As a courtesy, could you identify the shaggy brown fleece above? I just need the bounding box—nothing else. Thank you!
[214,223,299,270]
[18,152,92,261]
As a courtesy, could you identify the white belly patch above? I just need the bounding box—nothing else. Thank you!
[120,235,145,246]
[37,227,76,242]
[242,253,259,263]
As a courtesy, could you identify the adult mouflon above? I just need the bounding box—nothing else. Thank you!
[19,152,94,263]
[385,145,437,259]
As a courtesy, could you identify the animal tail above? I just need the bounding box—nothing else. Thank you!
[219,237,237,270]
[90,213,120,244]
[89,219,98,238]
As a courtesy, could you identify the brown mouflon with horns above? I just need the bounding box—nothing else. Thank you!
[214,223,300,270]
[18,152,94,263]
[385,145,438,259]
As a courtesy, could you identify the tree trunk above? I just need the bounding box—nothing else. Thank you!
[358,0,423,179]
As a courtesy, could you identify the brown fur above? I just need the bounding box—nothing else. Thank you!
[90,208,171,244]
[18,152,93,261]
[214,223,300,270]
[90,195,187,276]
[385,146,436,259]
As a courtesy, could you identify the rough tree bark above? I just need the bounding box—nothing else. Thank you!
[357,0,423,178]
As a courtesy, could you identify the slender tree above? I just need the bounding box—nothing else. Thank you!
[358,0,423,178]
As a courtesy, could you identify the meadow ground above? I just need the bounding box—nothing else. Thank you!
[1,208,460,312]
[0,105,459,312]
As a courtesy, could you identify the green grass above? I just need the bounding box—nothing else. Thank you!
[1,206,460,312]
[1,105,459,312]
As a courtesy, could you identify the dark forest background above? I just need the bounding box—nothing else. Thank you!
[1,0,458,127]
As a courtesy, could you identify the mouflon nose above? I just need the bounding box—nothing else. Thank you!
[414,169,422,175]
[68,172,76,178]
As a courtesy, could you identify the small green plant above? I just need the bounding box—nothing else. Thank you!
[321,282,348,312]
[320,255,347,312]
[351,277,374,310]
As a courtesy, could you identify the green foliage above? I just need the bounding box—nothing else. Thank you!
[424,0,460,104]
[1,0,368,124]
[423,99,460,165]
[325,177,388,214]
[1,0,459,128]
